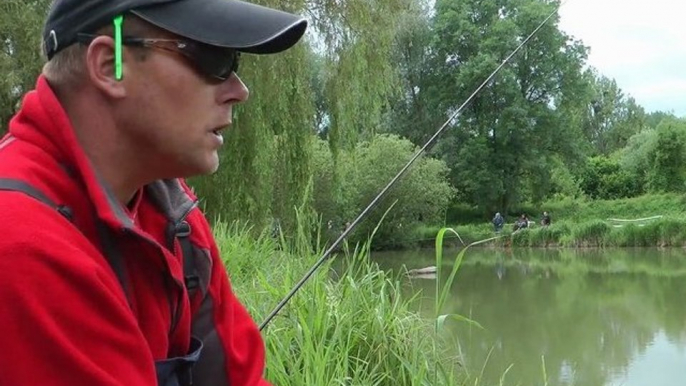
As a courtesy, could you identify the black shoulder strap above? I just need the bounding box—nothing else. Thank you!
[0,178,59,210]
[173,221,201,297]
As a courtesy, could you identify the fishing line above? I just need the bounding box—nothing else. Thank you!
[259,0,568,331]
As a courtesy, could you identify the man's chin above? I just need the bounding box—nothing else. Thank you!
[176,160,220,179]
[201,159,221,176]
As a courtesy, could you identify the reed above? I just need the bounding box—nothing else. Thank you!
[432,228,502,384]
[214,221,463,385]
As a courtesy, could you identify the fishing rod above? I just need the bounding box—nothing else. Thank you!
[259,0,566,331]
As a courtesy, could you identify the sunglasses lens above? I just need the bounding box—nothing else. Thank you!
[190,44,239,81]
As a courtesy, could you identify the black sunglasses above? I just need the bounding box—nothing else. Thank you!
[77,33,240,81]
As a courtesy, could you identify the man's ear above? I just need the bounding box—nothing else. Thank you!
[85,36,127,99]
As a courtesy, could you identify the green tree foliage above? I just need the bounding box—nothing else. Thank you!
[582,71,647,155]
[620,117,686,194]
[619,128,657,191]
[312,134,455,248]
[546,155,583,199]
[579,155,641,199]
[647,118,686,192]
[0,0,51,133]
[645,110,677,130]
[424,0,589,213]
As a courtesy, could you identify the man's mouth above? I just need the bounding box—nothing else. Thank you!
[211,125,227,136]
[210,126,227,146]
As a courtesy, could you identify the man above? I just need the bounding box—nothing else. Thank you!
[0,0,306,385]
[541,211,551,226]
[492,212,504,233]
[513,214,528,232]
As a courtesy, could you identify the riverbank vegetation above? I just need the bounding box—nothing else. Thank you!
[418,193,686,248]
[216,222,466,385]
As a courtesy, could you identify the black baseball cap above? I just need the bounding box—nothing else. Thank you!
[43,0,308,60]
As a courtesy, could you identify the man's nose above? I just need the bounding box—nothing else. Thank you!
[217,73,249,105]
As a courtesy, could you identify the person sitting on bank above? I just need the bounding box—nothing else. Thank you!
[541,211,551,226]
[513,214,529,232]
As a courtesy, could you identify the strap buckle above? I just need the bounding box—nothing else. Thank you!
[175,221,191,237]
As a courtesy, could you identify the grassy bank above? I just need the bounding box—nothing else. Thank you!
[447,193,686,225]
[213,222,463,385]
[530,193,686,222]
[417,193,686,248]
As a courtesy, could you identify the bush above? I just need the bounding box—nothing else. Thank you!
[648,119,686,192]
[312,135,455,249]
[579,156,641,199]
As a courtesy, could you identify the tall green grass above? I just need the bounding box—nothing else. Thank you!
[556,217,686,247]
[214,221,462,385]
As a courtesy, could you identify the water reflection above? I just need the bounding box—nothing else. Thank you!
[373,248,686,386]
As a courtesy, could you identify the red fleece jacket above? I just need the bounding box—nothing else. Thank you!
[0,76,272,386]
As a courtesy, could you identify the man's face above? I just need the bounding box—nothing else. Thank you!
[116,26,249,179]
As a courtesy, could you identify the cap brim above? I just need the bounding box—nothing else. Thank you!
[131,0,307,54]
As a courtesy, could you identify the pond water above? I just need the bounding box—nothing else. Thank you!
[372,248,686,386]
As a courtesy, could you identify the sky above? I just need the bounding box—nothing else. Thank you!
[558,0,686,116]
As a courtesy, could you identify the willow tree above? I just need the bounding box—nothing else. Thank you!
[190,0,316,236]
[314,0,409,151]
[193,0,416,235]
[0,0,51,133]
[384,0,440,146]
